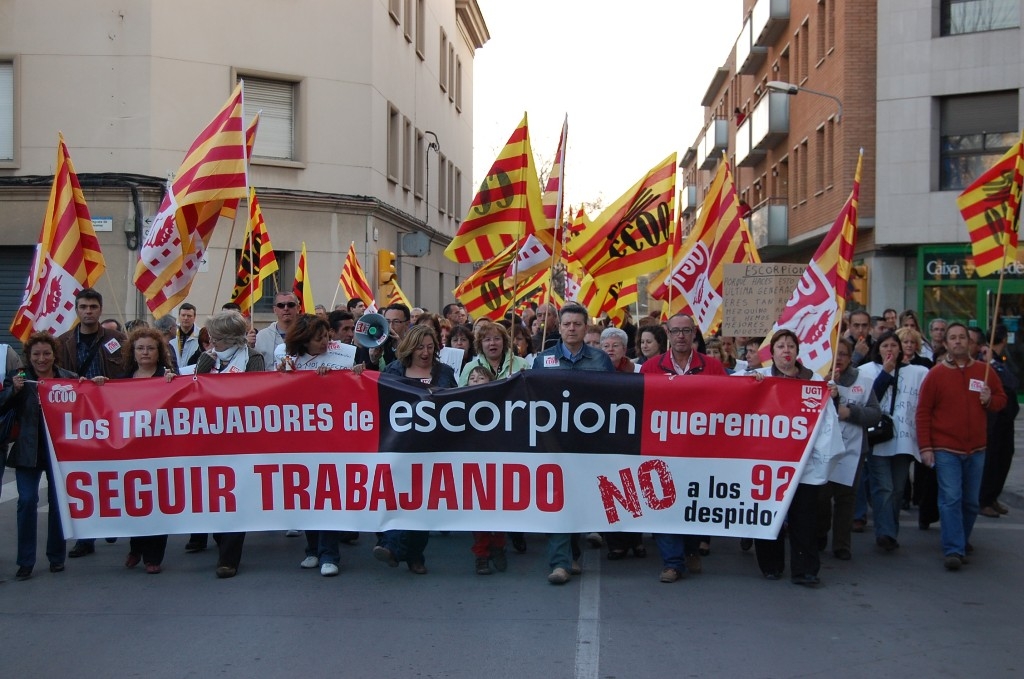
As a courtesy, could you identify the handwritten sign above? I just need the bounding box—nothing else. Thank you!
[439,347,464,375]
[722,263,806,337]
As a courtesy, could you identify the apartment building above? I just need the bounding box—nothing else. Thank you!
[0,0,488,344]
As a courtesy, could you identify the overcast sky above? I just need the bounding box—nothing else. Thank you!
[472,0,740,215]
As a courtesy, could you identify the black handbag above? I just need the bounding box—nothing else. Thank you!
[867,367,897,446]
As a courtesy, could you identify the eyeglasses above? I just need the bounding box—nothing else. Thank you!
[667,327,695,336]
[275,302,298,309]
[387,318,408,325]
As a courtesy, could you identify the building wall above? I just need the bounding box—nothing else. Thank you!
[0,0,484,341]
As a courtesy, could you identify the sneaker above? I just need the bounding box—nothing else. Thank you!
[944,554,963,571]
[372,545,399,567]
[548,567,570,584]
[320,563,339,577]
[490,547,508,572]
[475,557,492,575]
[685,553,702,574]
[585,532,604,548]
[285,530,303,537]
[300,555,319,569]
[570,560,582,575]
[659,567,682,583]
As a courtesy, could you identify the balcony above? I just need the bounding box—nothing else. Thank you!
[750,92,789,151]
[681,185,698,216]
[752,0,790,47]
[736,17,767,75]
[698,118,728,171]
[735,115,766,167]
[749,197,788,250]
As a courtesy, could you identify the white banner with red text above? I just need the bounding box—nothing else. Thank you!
[38,370,845,539]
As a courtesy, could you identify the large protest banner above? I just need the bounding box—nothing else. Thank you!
[38,371,840,539]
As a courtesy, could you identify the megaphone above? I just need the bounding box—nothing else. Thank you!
[354,313,390,348]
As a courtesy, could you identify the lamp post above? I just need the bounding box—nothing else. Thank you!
[766,80,843,123]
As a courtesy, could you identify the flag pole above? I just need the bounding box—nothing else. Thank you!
[100,269,127,327]
[248,201,256,327]
[210,207,240,316]
[984,201,1020,382]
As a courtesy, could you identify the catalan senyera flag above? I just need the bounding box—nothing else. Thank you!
[133,83,248,317]
[649,156,759,333]
[957,129,1024,277]
[10,134,105,342]
[339,242,376,309]
[453,240,548,321]
[293,242,314,313]
[568,153,676,289]
[384,278,412,308]
[444,114,546,263]
[758,151,862,378]
[230,187,278,314]
[218,113,261,223]
[542,116,568,231]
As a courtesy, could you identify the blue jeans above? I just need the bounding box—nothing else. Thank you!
[16,465,66,568]
[853,462,869,522]
[378,530,428,564]
[305,530,341,566]
[934,450,985,557]
[867,454,912,540]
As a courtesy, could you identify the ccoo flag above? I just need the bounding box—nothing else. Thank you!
[11,134,105,341]
[444,114,546,263]
[957,129,1024,277]
[133,83,248,317]
[230,187,279,314]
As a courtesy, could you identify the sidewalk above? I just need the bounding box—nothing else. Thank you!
[997,419,1024,509]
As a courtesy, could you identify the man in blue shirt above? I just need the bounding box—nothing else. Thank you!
[532,302,613,583]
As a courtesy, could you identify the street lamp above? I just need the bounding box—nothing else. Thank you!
[766,80,843,123]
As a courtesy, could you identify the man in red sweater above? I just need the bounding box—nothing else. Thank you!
[916,322,1006,571]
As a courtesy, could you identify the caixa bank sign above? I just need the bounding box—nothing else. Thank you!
[925,257,1024,280]
[48,385,77,403]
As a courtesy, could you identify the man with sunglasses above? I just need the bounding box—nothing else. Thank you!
[640,313,727,583]
[255,292,300,369]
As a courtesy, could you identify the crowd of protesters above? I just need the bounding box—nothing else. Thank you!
[0,289,1017,585]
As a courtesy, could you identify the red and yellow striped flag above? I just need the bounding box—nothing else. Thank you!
[759,151,862,378]
[219,113,260,222]
[453,240,547,321]
[444,114,546,263]
[133,83,248,316]
[339,242,376,309]
[384,278,412,308]
[649,157,758,332]
[293,242,314,313]
[542,116,568,231]
[957,129,1024,277]
[230,187,278,314]
[10,134,105,341]
[568,153,676,289]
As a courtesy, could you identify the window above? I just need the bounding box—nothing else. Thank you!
[941,0,1018,36]
[242,76,297,161]
[454,167,462,221]
[825,119,835,189]
[402,116,413,191]
[447,161,455,217]
[0,60,13,163]
[416,0,426,58]
[387,103,400,183]
[437,152,447,216]
[799,140,808,203]
[414,129,425,199]
[389,0,400,24]
[779,45,790,85]
[448,44,455,103]
[816,1,826,63]
[439,29,448,92]
[403,0,413,41]
[815,125,825,194]
[940,90,1018,190]
[798,20,809,82]
[455,57,463,112]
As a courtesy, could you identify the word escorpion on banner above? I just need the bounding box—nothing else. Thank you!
[39,371,841,539]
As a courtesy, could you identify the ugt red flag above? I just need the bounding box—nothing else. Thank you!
[11,134,105,342]
[759,152,862,377]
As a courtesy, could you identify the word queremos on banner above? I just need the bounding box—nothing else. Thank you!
[38,370,842,540]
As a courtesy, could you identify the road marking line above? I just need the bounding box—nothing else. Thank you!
[575,546,601,679]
